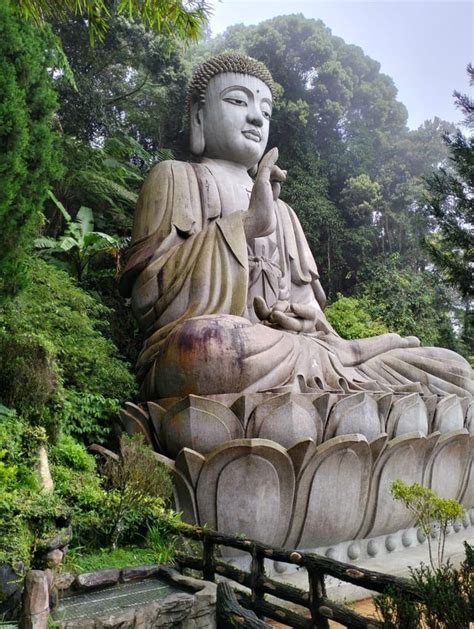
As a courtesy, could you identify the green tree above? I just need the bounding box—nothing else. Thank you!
[325,294,389,340]
[391,480,465,569]
[53,17,190,150]
[357,255,461,349]
[16,0,210,44]
[201,15,452,296]
[0,1,62,300]
[423,66,473,301]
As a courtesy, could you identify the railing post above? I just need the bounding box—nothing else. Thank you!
[308,568,330,628]
[250,545,266,617]
[202,536,215,582]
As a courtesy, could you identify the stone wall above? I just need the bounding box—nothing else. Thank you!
[20,566,216,629]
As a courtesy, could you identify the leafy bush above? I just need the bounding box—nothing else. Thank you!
[0,259,136,441]
[325,294,389,339]
[375,542,474,628]
[0,412,64,567]
[99,435,174,548]
[391,480,465,569]
[48,435,108,546]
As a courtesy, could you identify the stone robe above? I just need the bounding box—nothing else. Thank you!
[120,160,473,400]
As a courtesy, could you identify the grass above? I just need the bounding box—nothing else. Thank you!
[63,546,160,573]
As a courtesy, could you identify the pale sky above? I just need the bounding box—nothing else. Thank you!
[208,1,474,129]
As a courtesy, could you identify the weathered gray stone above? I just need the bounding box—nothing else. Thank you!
[118,409,153,447]
[324,393,383,442]
[175,448,205,488]
[285,434,372,548]
[21,570,49,629]
[120,565,160,582]
[196,439,295,546]
[0,563,22,619]
[75,569,120,590]
[54,572,74,592]
[54,573,216,629]
[117,50,474,559]
[247,392,323,448]
[425,429,470,499]
[386,393,428,437]
[122,53,473,401]
[360,433,430,539]
[459,435,474,508]
[37,445,54,492]
[45,549,63,568]
[44,569,54,593]
[433,395,464,433]
[163,395,243,457]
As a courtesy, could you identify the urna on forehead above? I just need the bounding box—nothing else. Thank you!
[189,53,276,104]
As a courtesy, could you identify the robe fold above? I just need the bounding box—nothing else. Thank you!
[120,160,473,400]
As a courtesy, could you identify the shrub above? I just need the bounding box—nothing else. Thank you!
[48,435,107,546]
[99,435,174,548]
[391,480,465,569]
[0,259,136,441]
[325,294,389,339]
[375,542,474,628]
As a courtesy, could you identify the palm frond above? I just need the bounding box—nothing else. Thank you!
[76,206,94,235]
[48,190,72,222]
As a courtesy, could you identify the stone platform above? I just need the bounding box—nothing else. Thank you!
[272,524,474,604]
[118,390,473,556]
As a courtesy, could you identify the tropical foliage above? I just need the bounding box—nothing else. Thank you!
[0,259,136,441]
[16,0,211,44]
[35,192,122,282]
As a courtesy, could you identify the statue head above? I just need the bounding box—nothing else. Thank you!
[189,54,275,169]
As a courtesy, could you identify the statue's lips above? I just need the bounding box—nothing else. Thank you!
[242,129,262,142]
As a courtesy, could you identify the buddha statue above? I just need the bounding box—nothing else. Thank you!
[120,54,473,401]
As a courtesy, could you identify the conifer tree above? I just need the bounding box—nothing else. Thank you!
[0,1,62,299]
[424,65,473,300]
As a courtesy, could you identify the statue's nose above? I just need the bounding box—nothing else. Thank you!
[246,107,264,127]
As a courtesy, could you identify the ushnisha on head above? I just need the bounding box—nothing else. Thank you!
[189,53,276,170]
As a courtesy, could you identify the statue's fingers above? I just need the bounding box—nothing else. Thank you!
[271,181,281,201]
[300,318,317,333]
[270,165,287,182]
[291,303,317,321]
[253,296,271,321]
[405,335,421,347]
[258,148,279,179]
[271,311,302,332]
[273,300,290,312]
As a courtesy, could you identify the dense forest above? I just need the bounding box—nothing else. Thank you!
[0,0,472,601]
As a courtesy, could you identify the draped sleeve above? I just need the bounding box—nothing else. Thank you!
[119,160,249,372]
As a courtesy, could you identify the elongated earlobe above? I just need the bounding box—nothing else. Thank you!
[189,96,205,155]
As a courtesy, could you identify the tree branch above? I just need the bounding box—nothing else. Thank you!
[106,75,149,104]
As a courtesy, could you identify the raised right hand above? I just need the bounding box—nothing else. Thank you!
[243,148,287,239]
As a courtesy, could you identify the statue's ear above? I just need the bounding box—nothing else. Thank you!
[189,94,205,155]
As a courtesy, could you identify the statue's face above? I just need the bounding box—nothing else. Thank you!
[200,72,272,169]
